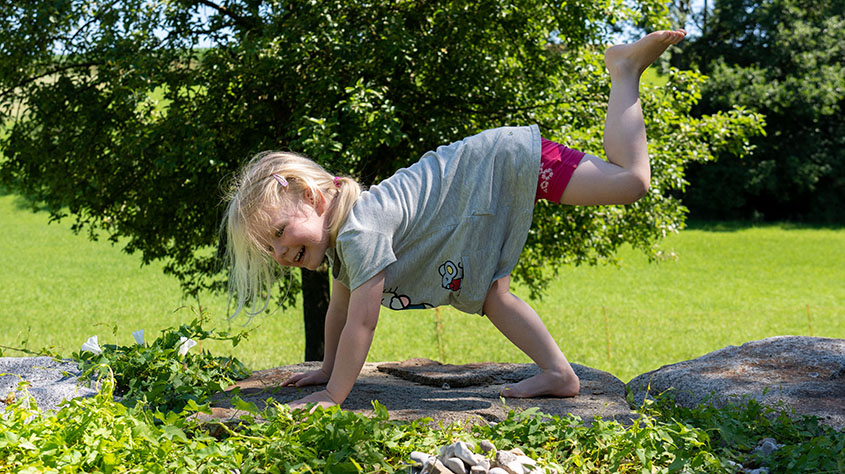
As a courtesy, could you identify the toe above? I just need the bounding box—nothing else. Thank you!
[500,384,522,398]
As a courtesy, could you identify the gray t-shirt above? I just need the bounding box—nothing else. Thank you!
[327,125,541,315]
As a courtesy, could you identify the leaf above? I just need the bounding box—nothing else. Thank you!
[162,425,188,442]
[18,438,37,450]
[183,399,212,415]
[231,396,259,415]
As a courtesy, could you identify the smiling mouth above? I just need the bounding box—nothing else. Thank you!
[295,247,305,264]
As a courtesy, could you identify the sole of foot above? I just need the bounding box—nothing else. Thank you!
[605,29,687,78]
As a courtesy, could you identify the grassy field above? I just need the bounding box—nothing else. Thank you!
[1,192,842,382]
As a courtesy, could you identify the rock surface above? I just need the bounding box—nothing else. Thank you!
[205,359,635,426]
[3,336,843,432]
[627,336,845,430]
[0,357,98,413]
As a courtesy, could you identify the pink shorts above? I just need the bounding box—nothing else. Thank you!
[536,138,586,202]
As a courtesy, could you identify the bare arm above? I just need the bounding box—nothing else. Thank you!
[325,270,384,404]
[321,278,351,376]
[281,277,351,388]
[287,270,384,409]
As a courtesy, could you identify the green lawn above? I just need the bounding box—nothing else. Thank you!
[1,193,842,382]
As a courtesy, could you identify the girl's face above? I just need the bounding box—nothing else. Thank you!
[264,191,330,270]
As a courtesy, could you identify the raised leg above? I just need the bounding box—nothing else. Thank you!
[602,29,687,184]
[482,276,580,398]
[560,30,687,206]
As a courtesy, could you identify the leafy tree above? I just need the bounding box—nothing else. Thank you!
[0,1,761,359]
[676,0,845,222]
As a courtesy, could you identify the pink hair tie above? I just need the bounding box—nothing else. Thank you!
[333,176,341,188]
[272,174,288,187]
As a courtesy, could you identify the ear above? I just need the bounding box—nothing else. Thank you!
[305,187,328,215]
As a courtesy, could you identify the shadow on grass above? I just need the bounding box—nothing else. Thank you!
[0,184,60,214]
[685,219,844,232]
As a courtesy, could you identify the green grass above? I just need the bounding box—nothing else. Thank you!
[1,193,842,382]
[0,193,305,369]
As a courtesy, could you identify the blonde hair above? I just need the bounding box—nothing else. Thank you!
[221,151,362,317]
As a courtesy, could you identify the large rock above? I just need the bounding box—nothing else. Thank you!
[0,357,99,413]
[627,336,845,431]
[8,337,842,432]
[205,359,636,427]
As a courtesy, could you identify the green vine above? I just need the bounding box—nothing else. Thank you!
[73,310,251,413]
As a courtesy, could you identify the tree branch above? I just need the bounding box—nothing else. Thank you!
[194,0,259,31]
[0,62,99,101]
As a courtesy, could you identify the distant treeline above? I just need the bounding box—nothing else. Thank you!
[676,0,844,224]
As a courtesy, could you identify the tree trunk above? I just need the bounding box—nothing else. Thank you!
[300,264,329,361]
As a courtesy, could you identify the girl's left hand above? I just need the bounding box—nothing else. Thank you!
[288,390,337,412]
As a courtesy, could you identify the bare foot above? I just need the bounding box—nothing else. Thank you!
[605,29,687,79]
[501,368,580,398]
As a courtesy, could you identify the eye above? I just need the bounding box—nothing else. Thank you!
[275,226,285,238]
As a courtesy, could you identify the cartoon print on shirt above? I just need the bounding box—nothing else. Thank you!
[439,260,463,292]
[382,288,433,310]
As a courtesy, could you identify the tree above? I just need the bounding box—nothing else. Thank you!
[0,0,762,359]
[676,0,845,222]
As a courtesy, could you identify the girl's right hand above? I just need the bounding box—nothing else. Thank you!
[281,368,331,387]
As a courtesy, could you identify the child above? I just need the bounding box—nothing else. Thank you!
[222,30,687,410]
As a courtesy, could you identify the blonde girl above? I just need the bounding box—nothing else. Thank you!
[222,30,686,410]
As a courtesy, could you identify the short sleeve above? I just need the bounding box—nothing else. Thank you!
[335,229,397,291]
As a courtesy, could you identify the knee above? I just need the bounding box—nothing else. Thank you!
[630,178,649,202]
[620,172,650,204]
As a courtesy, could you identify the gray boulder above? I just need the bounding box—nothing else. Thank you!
[8,335,843,433]
[0,356,99,414]
[204,359,637,427]
[627,336,845,431]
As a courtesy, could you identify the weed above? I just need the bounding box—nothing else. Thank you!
[2,344,842,473]
[74,309,251,413]
[644,394,845,474]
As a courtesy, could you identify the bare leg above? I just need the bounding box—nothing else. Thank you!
[603,29,686,184]
[484,32,687,398]
[559,30,687,206]
[483,276,580,398]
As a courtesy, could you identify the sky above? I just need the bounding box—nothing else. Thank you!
[181,0,710,49]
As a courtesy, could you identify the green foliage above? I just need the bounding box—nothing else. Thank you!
[219,401,461,472]
[74,311,251,413]
[0,0,761,304]
[475,406,724,473]
[3,384,842,473]
[0,384,455,473]
[643,394,845,473]
[678,0,845,222]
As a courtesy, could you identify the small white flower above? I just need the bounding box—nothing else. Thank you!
[132,329,145,346]
[177,337,197,356]
[81,335,102,354]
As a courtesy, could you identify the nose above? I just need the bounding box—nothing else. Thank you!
[270,243,289,266]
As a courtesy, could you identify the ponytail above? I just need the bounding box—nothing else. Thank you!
[326,175,361,246]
